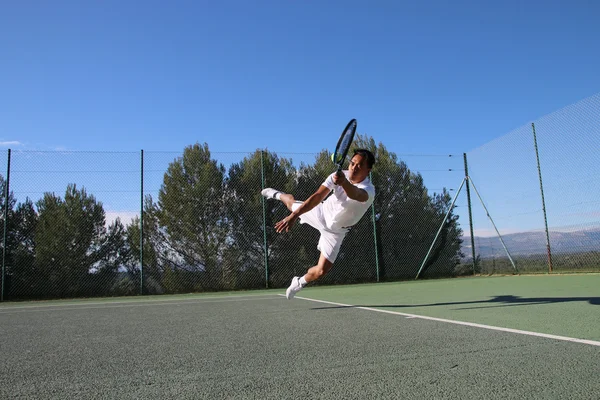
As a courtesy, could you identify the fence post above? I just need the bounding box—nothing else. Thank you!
[369,171,380,282]
[140,150,144,294]
[463,153,477,274]
[260,150,269,288]
[531,123,553,273]
[1,149,11,301]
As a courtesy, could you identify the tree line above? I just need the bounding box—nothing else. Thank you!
[0,136,464,300]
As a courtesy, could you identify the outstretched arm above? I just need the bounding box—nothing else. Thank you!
[275,185,330,233]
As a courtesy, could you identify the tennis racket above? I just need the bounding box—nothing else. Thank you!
[332,118,357,174]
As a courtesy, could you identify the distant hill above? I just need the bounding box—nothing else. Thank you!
[462,229,600,258]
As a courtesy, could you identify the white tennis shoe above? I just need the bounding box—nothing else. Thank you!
[261,188,281,200]
[285,276,303,300]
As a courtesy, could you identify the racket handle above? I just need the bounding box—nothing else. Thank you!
[336,166,344,182]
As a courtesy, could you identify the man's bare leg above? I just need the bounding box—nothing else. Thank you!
[286,253,334,299]
[261,188,297,211]
[303,253,333,283]
[278,193,296,211]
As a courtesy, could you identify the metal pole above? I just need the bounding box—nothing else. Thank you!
[468,177,519,273]
[1,149,11,301]
[531,123,553,273]
[260,150,269,288]
[463,153,477,275]
[369,171,380,282]
[140,150,144,294]
[416,177,466,279]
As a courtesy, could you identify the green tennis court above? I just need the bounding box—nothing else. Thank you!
[1,275,599,399]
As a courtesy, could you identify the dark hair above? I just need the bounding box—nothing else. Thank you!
[353,149,375,168]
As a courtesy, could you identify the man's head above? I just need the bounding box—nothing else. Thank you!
[348,149,375,183]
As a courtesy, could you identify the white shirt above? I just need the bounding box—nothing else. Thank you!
[321,171,375,231]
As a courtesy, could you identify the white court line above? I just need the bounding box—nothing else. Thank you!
[283,295,600,348]
[0,294,281,312]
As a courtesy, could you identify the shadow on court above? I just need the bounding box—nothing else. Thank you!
[310,295,600,310]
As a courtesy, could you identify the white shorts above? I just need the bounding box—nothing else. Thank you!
[292,202,348,263]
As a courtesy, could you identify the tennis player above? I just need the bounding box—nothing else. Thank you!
[261,149,376,299]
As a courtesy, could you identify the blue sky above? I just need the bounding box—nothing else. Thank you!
[1,1,599,235]
[2,0,599,153]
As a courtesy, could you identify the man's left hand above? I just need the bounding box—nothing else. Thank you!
[333,170,346,185]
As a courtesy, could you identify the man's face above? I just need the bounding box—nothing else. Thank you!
[348,154,371,182]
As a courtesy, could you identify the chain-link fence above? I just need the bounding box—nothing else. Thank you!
[0,143,464,300]
[1,93,599,300]
[463,93,600,275]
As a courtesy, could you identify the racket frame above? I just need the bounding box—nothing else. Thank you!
[332,118,357,173]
